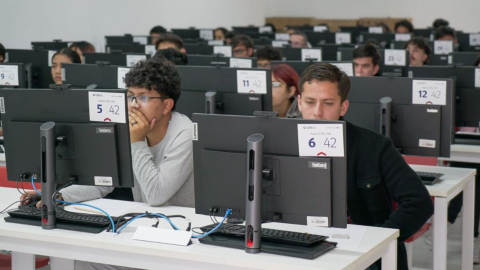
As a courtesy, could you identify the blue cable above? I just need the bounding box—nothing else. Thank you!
[191,209,232,239]
[31,176,41,196]
[116,213,180,234]
[31,176,116,232]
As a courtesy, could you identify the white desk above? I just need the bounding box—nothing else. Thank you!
[0,187,399,270]
[411,165,476,270]
[438,144,480,164]
[0,153,5,167]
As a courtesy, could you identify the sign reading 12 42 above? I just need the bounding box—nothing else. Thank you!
[89,92,126,123]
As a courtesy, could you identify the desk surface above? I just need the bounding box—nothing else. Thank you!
[438,144,480,163]
[0,187,398,270]
[410,164,476,197]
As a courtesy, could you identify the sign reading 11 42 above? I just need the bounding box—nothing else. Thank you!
[88,92,126,123]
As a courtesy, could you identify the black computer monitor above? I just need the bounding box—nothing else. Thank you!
[83,52,150,67]
[171,29,215,40]
[271,60,354,76]
[457,33,480,52]
[243,32,275,40]
[338,47,410,76]
[5,49,55,88]
[0,63,28,88]
[105,44,156,56]
[0,86,134,228]
[359,33,395,48]
[31,41,71,51]
[175,66,272,118]
[408,65,480,128]
[390,40,434,50]
[345,76,454,157]
[413,29,434,40]
[192,113,347,228]
[184,44,233,57]
[272,45,354,61]
[62,63,127,89]
[339,26,369,43]
[449,52,479,66]
[187,55,257,68]
[105,35,152,45]
[304,32,336,45]
[251,38,274,46]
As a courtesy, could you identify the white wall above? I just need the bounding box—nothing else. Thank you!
[1,0,268,51]
[2,0,479,51]
[266,0,480,33]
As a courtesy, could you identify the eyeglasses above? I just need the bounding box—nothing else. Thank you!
[127,95,166,106]
[272,81,282,88]
[258,63,272,68]
[233,48,246,55]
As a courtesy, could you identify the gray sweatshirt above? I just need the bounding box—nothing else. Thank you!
[61,112,195,208]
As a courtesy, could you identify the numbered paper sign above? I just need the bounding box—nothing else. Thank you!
[230,58,252,68]
[412,80,447,105]
[259,26,272,33]
[369,26,383,34]
[475,68,480,88]
[297,124,345,157]
[61,68,65,81]
[470,34,480,46]
[208,40,224,46]
[384,49,406,66]
[0,65,19,86]
[213,46,232,57]
[133,36,148,45]
[314,26,328,32]
[48,50,56,67]
[145,45,156,56]
[126,55,147,67]
[117,67,131,89]
[236,70,267,94]
[395,33,412,41]
[275,33,290,41]
[89,92,126,123]
[272,40,289,47]
[335,33,351,44]
[301,49,322,61]
[200,29,214,40]
[434,40,453,55]
[332,63,354,76]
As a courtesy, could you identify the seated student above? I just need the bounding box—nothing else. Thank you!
[150,25,167,45]
[404,37,431,66]
[377,22,391,33]
[394,20,414,33]
[271,64,301,118]
[352,44,380,76]
[51,48,81,85]
[297,63,434,270]
[255,45,282,68]
[432,18,449,29]
[23,56,194,207]
[214,27,228,41]
[224,31,238,45]
[155,33,186,53]
[285,26,298,35]
[435,26,457,44]
[69,41,95,62]
[289,31,309,48]
[231,34,254,58]
[0,43,5,62]
[475,55,480,66]
[154,48,188,65]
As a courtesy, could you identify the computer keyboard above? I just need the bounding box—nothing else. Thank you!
[7,207,114,228]
[416,171,444,185]
[199,223,328,247]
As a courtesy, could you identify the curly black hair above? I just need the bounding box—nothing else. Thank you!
[255,45,282,61]
[0,43,5,62]
[154,48,188,65]
[124,57,181,111]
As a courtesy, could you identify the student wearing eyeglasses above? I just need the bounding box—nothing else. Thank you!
[231,34,254,58]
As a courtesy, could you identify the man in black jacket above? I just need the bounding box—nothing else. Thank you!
[297,62,434,270]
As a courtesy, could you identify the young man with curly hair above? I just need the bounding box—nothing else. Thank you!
[23,57,194,270]
[255,45,282,68]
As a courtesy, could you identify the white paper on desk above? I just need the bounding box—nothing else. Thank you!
[133,226,192,246]
[263,223,366,249]
[64,198,144,217]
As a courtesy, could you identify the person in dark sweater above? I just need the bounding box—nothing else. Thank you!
[297,62,434,270]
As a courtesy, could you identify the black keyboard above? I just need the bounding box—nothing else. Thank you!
[8,207,114,228]
[199,223,328,247]
[417,171,444,185]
